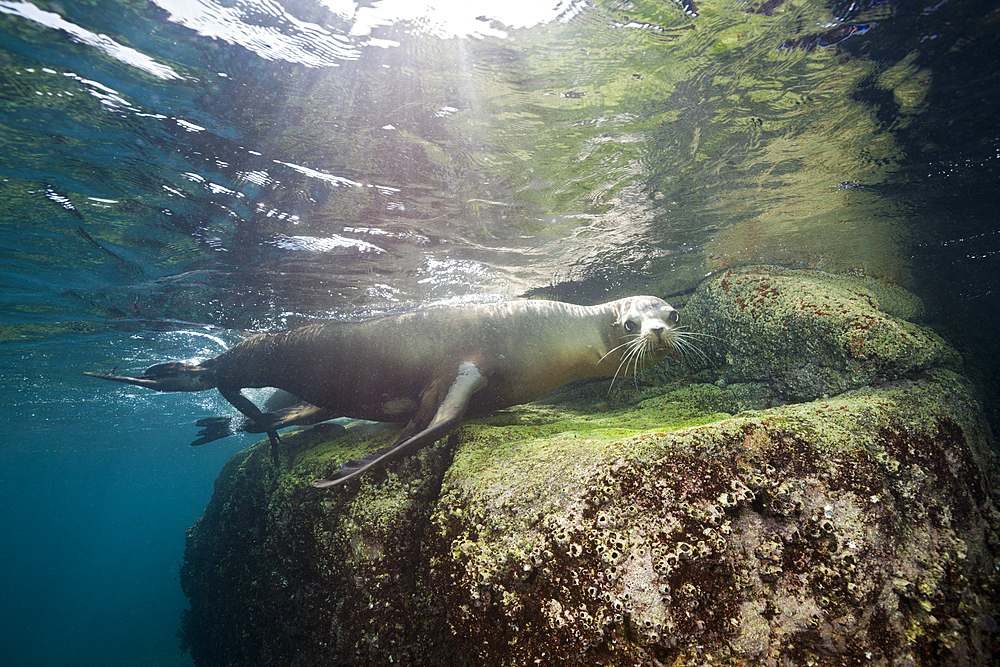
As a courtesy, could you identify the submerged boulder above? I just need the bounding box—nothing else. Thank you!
[679,266,960,404]
[180,268,999,666]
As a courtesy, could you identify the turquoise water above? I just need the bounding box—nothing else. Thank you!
[1,329,242,666]
[1,1,998,665]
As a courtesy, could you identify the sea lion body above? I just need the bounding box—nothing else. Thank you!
[87,296,682,486]
[212,300,639,421]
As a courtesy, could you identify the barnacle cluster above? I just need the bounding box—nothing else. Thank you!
[422,383,999,664]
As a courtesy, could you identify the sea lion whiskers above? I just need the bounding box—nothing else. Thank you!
[670,328,713,367]
[598,338,634,366]
[600,334,643,390]
[608,332,656,391]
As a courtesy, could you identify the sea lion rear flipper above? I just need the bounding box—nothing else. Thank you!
[243,402,337,433]
[218,387,283,466]
[189,401,337,446]
[190,417,236,446]
[313,361,487,488]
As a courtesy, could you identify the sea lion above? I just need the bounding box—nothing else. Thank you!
[86,296,686,487]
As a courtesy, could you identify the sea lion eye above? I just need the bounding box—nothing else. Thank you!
[669,311,679,324]
[623,320,636,332]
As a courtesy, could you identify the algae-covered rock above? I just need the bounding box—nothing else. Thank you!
[179,269,998,666]
[682,266,959,403]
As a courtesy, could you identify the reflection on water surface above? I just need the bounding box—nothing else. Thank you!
[6,0,990,329]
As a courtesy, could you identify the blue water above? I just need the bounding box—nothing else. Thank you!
[0,329,247,666]
[2,0,999,665]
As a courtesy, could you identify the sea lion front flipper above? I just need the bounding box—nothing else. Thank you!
[313,361,488,488]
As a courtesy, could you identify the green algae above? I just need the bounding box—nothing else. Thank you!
[185,365,999,665]
[268,381,736,494]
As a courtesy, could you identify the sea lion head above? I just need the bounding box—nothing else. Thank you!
[601,296,691,384]
[613,295,680,356]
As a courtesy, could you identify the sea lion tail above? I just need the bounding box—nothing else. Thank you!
[84,362,215,392]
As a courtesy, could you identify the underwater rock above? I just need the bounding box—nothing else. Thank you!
[681,265,960,404]
[179,270,998,667]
